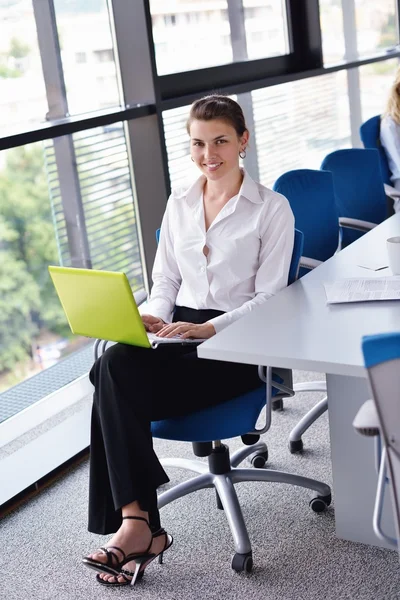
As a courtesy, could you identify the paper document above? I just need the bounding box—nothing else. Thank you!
[324,277,400,304]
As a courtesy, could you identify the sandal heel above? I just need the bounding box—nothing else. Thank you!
[130,560,145,587]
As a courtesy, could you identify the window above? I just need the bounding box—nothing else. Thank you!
[319,0,346,65]
[359,58,400,124]
[164,14,177,26]
[93,49,114,63]
[0,141,91,414]
[253,72,351,187]
[149,0,289,75]
[320,0,399,65]
[0,123,144,420]
[75,51,86,63]
[243,0,288,61]
[355,0,398,57]
[53,0,120,115]
[0,0,48,134]
[162,105,198,191]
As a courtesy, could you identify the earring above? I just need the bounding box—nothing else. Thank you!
[190,156,194,162]
[239,149,246,159]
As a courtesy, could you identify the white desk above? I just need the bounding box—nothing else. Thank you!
[199,212,400,548]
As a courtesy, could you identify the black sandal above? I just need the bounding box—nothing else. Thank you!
[95,525,174,587]
[83,516,153,581]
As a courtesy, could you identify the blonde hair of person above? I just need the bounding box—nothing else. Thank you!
[383,67,400,124]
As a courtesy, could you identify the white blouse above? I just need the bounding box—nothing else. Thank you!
[143,169,295,333]
[380,115,400,190]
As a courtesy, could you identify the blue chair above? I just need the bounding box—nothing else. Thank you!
[274,169,340,279]
[273,169,341,452]
[94,227,331,573]
[320,148,387,248]
[353,332,400,555]
[359,115,392,186]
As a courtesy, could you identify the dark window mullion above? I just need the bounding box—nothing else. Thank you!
[286,0,322,71]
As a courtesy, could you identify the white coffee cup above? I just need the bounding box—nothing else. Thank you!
[387,236,400,275]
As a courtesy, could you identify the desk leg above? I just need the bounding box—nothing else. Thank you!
[327,373,396,548]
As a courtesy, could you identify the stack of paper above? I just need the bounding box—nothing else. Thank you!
[324,277,400,304]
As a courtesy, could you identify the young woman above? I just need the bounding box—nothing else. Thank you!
[83,95,295,587]
[380,67,400,213]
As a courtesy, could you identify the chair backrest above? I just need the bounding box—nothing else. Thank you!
[288,228,303,285]
[273,169,339,277]
[320,148,387,248]
[362,332,400,549]
[156,227,302,286]
[360,115,392,186]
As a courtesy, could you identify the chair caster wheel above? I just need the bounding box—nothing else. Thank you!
[289,439,303,453]
[231,552,253,573]
[251,450,268,468]
[310,493,331,513]
[272,399,284,411]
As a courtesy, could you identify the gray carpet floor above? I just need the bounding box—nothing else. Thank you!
[1,371,400,600]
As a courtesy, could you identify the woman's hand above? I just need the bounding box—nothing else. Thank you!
[141,314,165,333]
[156,321,216,340]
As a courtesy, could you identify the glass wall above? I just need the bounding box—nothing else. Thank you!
[0,0,48,134]
[355,0,398,57]
[319,0,346,65]
[359,58,400,122]
[0,122,142,418]
[0,143,66,397]
[253,72,350,187]
[0,1,144,422]
[149,0,289,75]
[319,0,399,65]
[53,0,121,114]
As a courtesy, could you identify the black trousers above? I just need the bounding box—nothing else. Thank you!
[88,306,261,535]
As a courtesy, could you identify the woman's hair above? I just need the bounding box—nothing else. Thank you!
[186,94,248,137]
[384,67,400,124]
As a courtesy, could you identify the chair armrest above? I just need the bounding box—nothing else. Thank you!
[353,399,380,437]
[339,217,377,232]
[384,183,400,200]
[247,366,295,436]
[299,256,323,270]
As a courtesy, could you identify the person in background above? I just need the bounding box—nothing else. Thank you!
[82,94,295,588]
[380,67,400,213]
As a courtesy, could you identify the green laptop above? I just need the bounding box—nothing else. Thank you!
[48,265,152,348]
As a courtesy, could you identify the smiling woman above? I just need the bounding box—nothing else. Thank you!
[83,94,295,588]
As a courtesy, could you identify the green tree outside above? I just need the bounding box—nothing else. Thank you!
[0,145,68,374]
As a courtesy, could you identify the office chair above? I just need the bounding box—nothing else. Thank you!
[93,227,332,573]
[320,148,387,248]
[359,115,392,186]
[272,169,340,452]
[353,332,400,554]
[360,115,399,216]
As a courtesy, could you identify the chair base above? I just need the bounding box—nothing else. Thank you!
[289,396,328,450]
[158,442,331,565]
